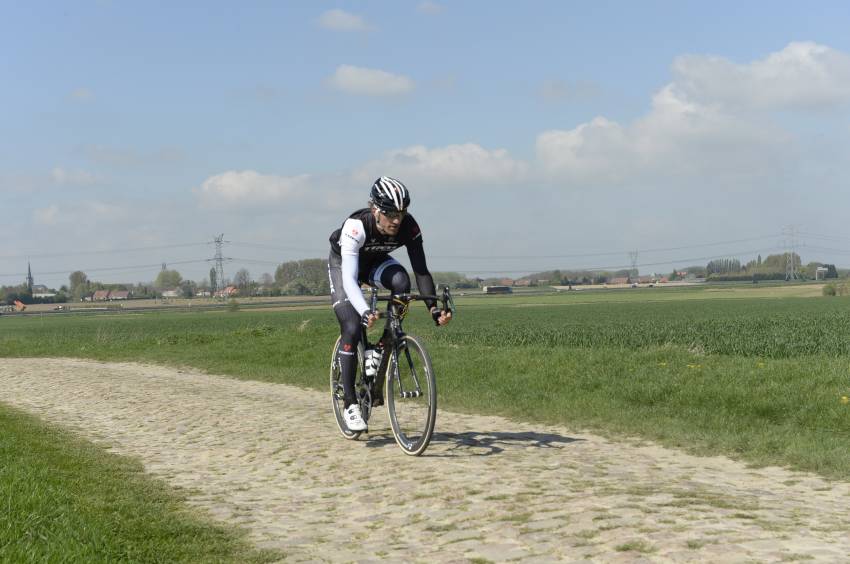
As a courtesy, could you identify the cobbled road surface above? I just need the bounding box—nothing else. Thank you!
[1,358,849,563]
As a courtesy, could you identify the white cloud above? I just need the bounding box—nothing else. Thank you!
[51,167,99,186]
[318,9,372,32]
[353,143,528,189]
[328,65,414,96]
[86,201,127,218]
[196,144,527,212]
[194,170,315,209]
[32,201,128,226]
[672,41,850,111]
[417,1,444,15]
[71,87,93,101]
[79,145,186,169]
[534,45,832,186]
[33,205,60,225]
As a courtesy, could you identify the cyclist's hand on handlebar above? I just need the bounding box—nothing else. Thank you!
[360,311,379,329]
[431,307,452,327]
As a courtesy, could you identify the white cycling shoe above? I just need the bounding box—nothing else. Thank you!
[345,404,367,432]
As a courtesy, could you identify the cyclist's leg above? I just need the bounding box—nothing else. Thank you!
[368,257,410,344]
[329,253,362,408]
[368,257,410,294]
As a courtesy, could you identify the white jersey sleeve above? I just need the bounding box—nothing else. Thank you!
[338,218,370,316]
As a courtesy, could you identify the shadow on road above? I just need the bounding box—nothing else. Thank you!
[365,430,583,457]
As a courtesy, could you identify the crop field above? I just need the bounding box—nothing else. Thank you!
[4,283,850,559]
[3,284,850,479]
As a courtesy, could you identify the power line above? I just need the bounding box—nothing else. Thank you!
[0,235,780,263]
[429,234,780,260]
[0,259,212,279]
[453,247,784,274]
[229,241,326,253]
[798,231,850,243]
[803,245,850,255]
[0,242,210,260]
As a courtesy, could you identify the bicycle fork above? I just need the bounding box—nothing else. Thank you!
[390,342,425,399]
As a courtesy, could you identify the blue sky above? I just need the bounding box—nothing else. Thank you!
[4,1,850,288]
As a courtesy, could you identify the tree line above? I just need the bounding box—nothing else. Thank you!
[4,252,847,305]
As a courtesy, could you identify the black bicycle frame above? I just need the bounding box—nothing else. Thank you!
[360,286,454,403]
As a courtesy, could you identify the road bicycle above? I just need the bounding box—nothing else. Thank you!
[330,286,454,456]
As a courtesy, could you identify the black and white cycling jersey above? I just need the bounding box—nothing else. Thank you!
[328,208,436,315]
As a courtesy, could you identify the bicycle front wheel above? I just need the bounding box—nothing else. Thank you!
[386,335,437,456]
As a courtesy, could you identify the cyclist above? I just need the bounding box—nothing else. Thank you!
[328,176,452,432]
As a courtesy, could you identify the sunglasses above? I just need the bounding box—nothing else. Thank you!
[380,209,406,221]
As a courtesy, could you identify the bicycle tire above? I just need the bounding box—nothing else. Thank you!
[330,336,365,440]
[386,334,437,456]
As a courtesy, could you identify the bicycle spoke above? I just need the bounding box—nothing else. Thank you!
[402,346,423,397]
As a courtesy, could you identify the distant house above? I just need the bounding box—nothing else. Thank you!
[92,290,110,301]
[214,286,239,298]
[253,285,273,296]
[161,289,180,298]
[514,279,532,287]
[610,277,630,285]
[32,284,57,299]
[109,290,130,300]
[195,290,211,297]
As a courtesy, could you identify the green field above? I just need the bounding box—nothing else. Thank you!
[0,404,280,563]
[3,284,850,557]
[4,284,850,476]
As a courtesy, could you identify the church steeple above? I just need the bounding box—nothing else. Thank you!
[26,261,34,291]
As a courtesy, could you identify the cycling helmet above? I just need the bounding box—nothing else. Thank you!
[369,176,410,212]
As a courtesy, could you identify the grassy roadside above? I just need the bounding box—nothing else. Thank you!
[0,404,282,563]
[2,291,850,480]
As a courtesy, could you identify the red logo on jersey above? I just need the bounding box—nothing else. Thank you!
[351,228,359,236]
[343,343,352,352]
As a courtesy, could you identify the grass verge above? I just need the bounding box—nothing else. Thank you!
[0,404,281,563]
[2,292,850,480]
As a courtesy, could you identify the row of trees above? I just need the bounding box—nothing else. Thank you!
[6,251,849,306]
[511,253,849,288]
[704,253,841,281]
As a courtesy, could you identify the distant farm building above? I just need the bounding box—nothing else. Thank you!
[32,284,57,299]
[215,286,239,298]
[483,285,513,294]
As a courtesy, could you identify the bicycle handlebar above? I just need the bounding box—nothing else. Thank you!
[368,286,455,315]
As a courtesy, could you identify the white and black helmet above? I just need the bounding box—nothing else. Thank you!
[369,176,410,212]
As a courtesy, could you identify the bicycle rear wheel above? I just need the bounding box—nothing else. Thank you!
[330,337,365,440]
[386,335,436,456]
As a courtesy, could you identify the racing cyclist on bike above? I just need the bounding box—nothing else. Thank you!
[328,176,452,432]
